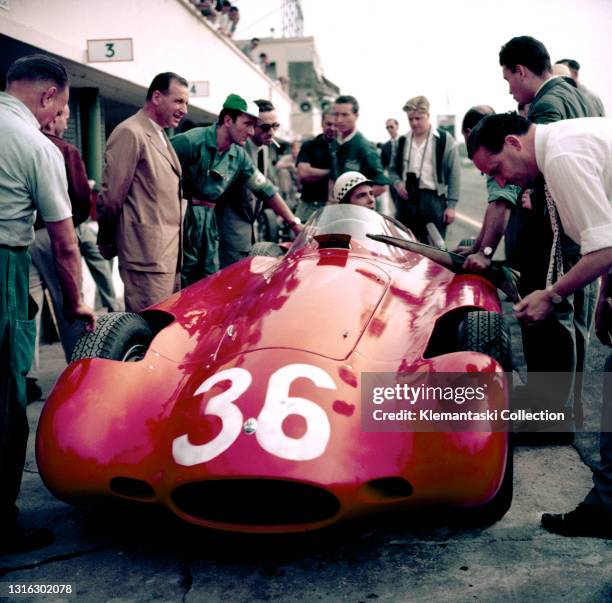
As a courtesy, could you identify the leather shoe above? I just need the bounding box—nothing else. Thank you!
[0,526,54,554]
[26,377,43,404]
[541,502,612,538]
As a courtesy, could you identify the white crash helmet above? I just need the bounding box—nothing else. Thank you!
[333,171,374,204]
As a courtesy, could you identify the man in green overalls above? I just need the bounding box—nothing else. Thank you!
[172,94,302,286]
[0,54,96,555]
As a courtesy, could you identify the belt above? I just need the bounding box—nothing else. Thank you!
[191,198,216,208]
[0,243,27,251]
[303,200,327,206]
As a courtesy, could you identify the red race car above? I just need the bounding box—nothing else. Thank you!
[37,205,513,533]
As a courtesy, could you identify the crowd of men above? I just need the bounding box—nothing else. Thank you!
[192,0,241,38]
[0,32,611,554]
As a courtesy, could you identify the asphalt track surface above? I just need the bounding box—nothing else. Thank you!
[1,165,611,602]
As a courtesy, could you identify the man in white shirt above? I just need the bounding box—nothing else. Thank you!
[468,112,612,538]
[387,96,460,242]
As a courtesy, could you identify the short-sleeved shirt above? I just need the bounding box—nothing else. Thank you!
[332,130,388,186]
[535,117,612,254]
[296,134,333,202]
[171,124,276,203]
[0,92,72,246]
[486,176,520,206]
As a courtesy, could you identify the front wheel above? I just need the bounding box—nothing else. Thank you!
[71,312,153,362]
[458,311,512,372]
[457,309,513,524]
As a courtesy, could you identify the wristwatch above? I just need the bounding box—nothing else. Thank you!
[286,216,302,228]
[545,285,563,304]
[481,246,494,258]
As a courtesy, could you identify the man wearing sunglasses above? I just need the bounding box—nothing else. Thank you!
[217,99,283,268]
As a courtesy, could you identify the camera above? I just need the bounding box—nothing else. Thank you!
[405,172,420,202]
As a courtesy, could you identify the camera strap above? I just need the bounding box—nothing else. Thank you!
[406,126,431,181]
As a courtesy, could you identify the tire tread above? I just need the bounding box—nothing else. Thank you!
[71,312,152,362]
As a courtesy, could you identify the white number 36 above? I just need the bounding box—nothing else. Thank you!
[172,364,336,466]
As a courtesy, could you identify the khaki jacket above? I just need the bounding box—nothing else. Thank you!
[98,110,182,273]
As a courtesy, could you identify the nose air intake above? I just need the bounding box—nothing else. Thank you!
[171,479,341,526]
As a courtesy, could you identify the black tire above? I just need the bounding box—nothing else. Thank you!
[458,311,512,372]
[248,242,286,257]
[71,312,153,363]
[458,310,513,523]
[257,209,279,243]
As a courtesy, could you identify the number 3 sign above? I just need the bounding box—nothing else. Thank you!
[172,364,337,466]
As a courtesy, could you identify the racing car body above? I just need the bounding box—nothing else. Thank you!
[37,205,511,533]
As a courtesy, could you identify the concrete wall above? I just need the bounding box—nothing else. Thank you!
[0,0,292,132]
[245,36,323,82]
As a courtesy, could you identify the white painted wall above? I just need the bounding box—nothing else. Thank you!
[0,0,292,129]
[238,36,323,82]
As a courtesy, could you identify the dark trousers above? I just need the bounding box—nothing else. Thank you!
[29,228,85,363]
[397,190,447,243]
[181,204,219,287]
[388,187,401,221]
[77,222,117,311]
[511,201,595,428]
[0,246,36,529]
[585,354,612,516]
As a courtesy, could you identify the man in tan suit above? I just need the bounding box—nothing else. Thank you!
[97,72,188,312]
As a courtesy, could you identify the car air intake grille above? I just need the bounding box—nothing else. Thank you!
[171,479,340,525]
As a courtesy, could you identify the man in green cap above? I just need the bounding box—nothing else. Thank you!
[172,94,302,285]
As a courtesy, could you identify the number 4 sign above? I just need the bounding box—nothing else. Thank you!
[172,364,337,466]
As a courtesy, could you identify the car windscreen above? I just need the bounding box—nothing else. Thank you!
[287,205,415,262]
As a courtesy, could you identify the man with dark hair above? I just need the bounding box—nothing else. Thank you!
[0,54,96,554]
[241,37,260,60]
[555,58,606,117]
[333,171,376,209]
[145,72,188,101]
[295,111,337,222]
[331,94,388,198]
[500,36,591,121]
[97,72,188,312]
[5,53,69,87]
[468,113,612,538]
[172,94,302,284]
[381,118,400,170]
[216,98,282,267]
[498,36,596,438]
[44,105,117,314]
[388,95,461,242]
[557,58,580,73]
[499,35,552,76]
[28,103,93,362]
[458,105,521,271]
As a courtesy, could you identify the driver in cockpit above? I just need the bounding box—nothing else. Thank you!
[333,171,376,210]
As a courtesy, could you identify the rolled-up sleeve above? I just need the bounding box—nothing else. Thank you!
[29,143,72,223]
[545,154,612,254]
[237,151,277,199]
